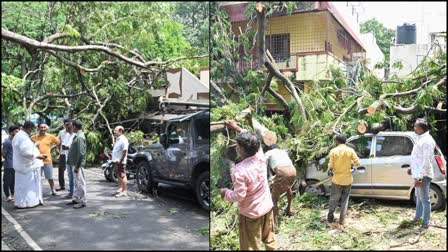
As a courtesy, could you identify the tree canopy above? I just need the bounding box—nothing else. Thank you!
[360,18,396,74]
[1,2,208,162]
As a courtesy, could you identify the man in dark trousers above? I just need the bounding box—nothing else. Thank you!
[327,134,360,226]
[56,119,73,193]
[2,125,20,201]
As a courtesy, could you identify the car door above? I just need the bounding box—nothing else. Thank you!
[163,121,191,181]
[370,134,414,198]
[347,135,374,196]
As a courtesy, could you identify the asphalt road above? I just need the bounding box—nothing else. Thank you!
[1,166,209,250]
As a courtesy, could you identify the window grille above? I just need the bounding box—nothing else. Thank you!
[266,33,290,62]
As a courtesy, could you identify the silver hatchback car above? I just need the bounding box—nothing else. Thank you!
[302,131,447,211]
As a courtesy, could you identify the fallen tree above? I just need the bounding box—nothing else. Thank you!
[210,2,447,250]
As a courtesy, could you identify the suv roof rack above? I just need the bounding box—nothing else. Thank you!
[158,96,209,111]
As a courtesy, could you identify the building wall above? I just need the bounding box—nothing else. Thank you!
[390,44,431,77]
[297,53,345,81]
[327,13,364,61]
[360,32,385,79]
[165,68,209,99]
[265,11,327,54]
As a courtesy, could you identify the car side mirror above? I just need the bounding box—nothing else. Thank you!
[160,133,168,148]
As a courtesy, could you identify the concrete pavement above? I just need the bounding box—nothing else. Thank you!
[1,167,209,250]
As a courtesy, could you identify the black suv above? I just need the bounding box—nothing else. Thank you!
[134,110,210,210]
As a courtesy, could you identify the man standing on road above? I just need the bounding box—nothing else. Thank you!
[31,123,60,196]
[12,121,46,208]
[408,118,436,233]
[112,126,129,198]
[2,125,20,201]
[220,120,277,250]
[327,134,360,226]
[66,120,87,209]
[56,119,73,193]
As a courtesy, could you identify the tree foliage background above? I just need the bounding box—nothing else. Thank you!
[1,2,209,163]
[360,18,396,76]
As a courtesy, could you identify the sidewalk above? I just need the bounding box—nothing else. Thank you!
[2,240,11,251]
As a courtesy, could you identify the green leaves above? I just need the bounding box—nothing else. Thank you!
[64,24,81,38]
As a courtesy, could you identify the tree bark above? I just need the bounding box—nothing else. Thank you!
[255,2,266,69]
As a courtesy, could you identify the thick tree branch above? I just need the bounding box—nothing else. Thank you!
[46,50,110,72]
[34,91,88,104]
[265,56,307,121]
[258,73,274,104]
[2,28,207,69]
[267,87,289,110]
[332,97,361,134]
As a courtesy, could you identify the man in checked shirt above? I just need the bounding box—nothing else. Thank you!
[220,120,276,251]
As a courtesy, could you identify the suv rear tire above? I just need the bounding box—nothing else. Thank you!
[195,171,210,211]
[136,161,153,193]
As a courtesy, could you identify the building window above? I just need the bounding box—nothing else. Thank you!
[266,33,290,62]
[337,29,352,53]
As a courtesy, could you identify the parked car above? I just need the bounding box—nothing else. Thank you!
[301,131,447,211]
[134,110,210,210]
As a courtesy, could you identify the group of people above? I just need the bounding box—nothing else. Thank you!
[2,120,87,209]
[2,119,131,209]
[219,118,437,250]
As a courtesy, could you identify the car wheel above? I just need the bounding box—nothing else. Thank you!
[136,161,153,193]
[302,180,326,196]
[430,184,445,211]
[411,185,446,211]
[195,171,210,211]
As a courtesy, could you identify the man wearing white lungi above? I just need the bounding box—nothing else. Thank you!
[66,120,87,209]
[12,121,46,209]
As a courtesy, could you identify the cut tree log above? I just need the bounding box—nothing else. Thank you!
[210,124,226,133]
[357,120,368,134]
[367,100,384,114]
[251,117,277,146]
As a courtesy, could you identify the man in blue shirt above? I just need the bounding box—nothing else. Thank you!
[2,125,20,201]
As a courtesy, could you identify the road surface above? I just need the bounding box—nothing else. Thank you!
[1,166,209,250]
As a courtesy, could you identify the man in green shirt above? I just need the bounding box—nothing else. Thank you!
[66,120,87,209]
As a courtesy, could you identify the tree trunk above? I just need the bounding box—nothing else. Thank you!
[255,2,266,69]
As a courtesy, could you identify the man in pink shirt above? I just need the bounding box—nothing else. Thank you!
[220,120,276,250]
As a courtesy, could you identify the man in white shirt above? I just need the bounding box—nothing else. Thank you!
[12,121,46,208]
[112,126,129,197]
[56,119,73,193]
[408,118,436,233]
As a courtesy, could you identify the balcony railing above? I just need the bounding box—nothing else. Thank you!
[238,54,298,71]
